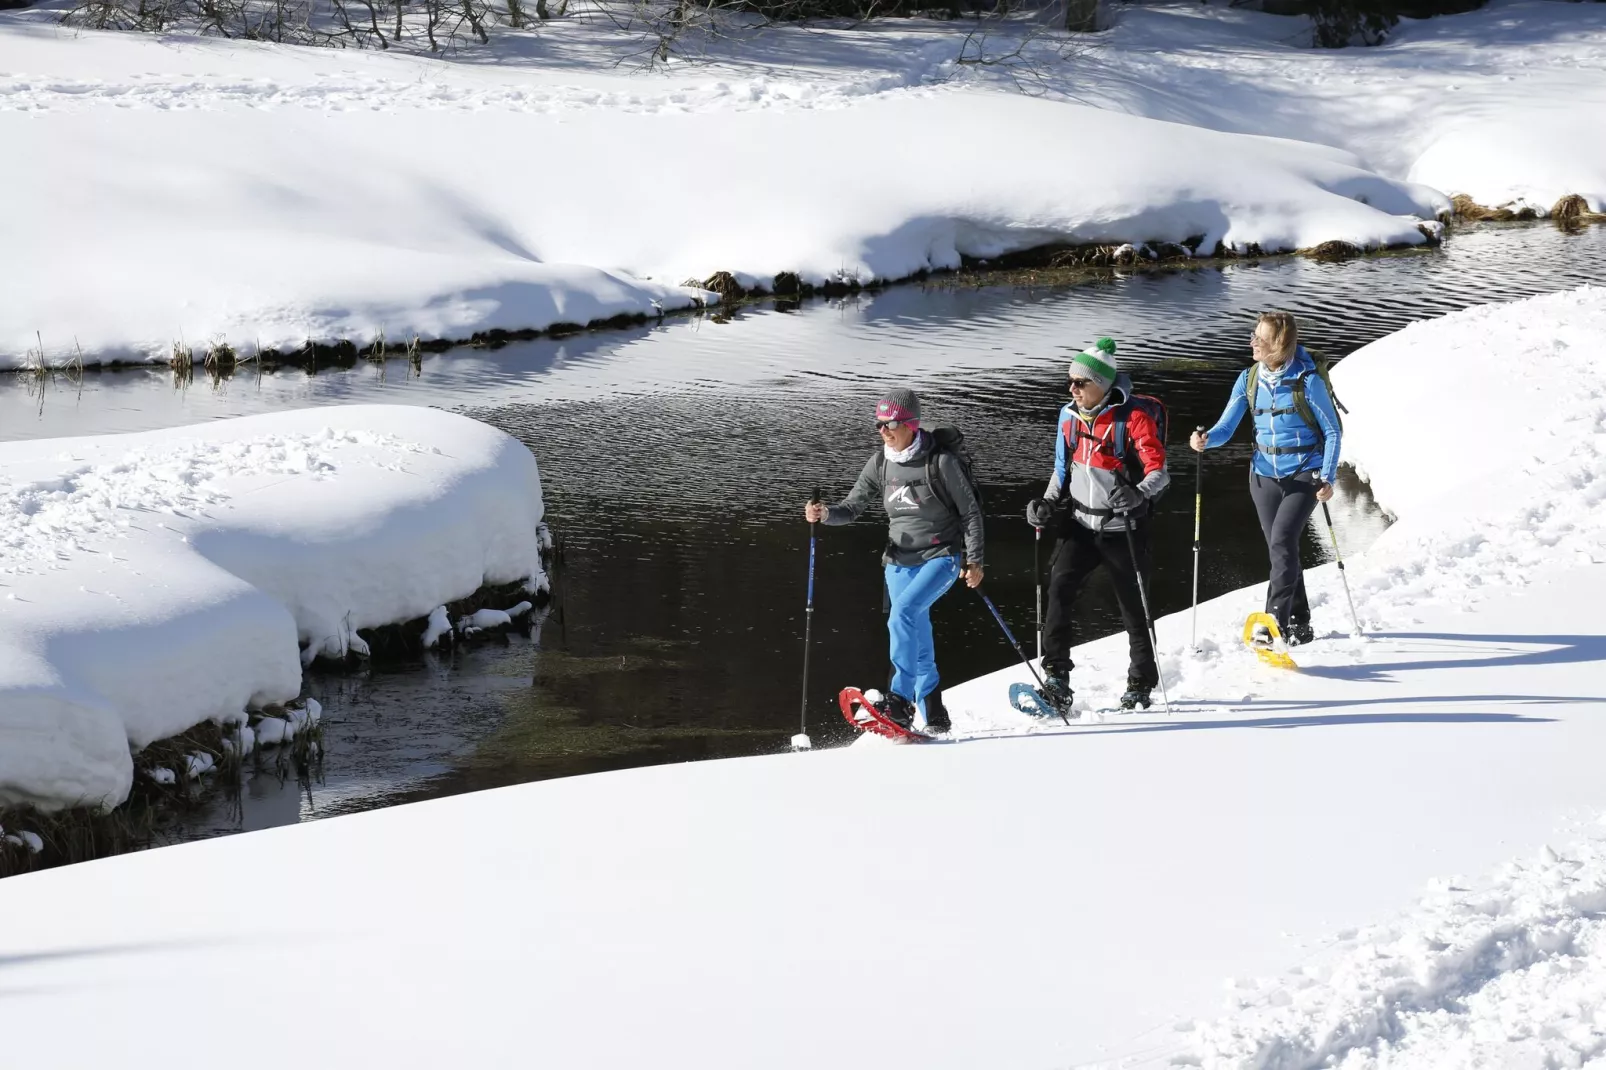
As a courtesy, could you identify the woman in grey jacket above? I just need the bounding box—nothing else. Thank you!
[804,388,984,734]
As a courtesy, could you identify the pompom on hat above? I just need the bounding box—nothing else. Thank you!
[1068,337,1118,391]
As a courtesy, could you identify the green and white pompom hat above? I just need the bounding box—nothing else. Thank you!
[1069,337,1119,390]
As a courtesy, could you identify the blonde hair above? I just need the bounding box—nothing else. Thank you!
[1255,311,1299,362]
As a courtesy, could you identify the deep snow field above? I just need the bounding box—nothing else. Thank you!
[2,0,1604,366]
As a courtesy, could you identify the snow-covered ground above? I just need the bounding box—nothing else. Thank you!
[4,0,1604,366]
[1,288,1603,1065]
[0,405,546,811]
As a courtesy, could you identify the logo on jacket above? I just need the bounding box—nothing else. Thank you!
[886,484,920,511]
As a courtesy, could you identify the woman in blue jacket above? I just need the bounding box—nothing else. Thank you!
[1189,311,1342,646]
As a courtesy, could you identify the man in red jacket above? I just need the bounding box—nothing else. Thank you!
[1025,338,1169,714]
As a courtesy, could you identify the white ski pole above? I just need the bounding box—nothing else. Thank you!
[1320,501,1362,637]
[1191,425,1204,650]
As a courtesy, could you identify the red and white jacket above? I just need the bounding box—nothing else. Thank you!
[1043,379,1169,534]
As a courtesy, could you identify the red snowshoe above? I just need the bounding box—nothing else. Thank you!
[838,688,936,744]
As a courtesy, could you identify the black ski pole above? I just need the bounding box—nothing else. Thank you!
[1320,500,1363,637]
[975,588,1067,726]
[792,488,821,751]
[1120,518,1172,716]
[1034,524,1043,661]
[1191,426,1204,650]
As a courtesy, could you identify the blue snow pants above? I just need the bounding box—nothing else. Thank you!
[884,554,961,711]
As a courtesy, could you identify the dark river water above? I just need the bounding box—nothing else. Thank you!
[3,223,1602,845]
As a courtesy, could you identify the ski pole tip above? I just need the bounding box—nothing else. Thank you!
[790,733,814,751]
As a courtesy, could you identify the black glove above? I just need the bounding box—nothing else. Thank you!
[1107,484,1146,515]
[1025,498,1056,528]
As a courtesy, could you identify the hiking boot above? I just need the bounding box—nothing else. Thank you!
[1119,685,1153,711]
[880,693,916,730]
[1286,622,1315,647]
[1039,668,1074,716]
[922,690,952,735]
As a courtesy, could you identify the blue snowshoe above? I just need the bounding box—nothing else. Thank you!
[1011,670,1073,720]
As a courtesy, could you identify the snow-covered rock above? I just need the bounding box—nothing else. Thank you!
[421,606,453,650]
[2,830,44,854]
[457,602,534,634]
[0,406,545,810]
[253,718,292,748]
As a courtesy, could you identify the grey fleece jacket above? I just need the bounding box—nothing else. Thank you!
[823,431,985,568]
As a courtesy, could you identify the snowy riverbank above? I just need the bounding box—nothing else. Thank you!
[1,291,1602,1064]
[4,0,1605,367]
[0,405,546,811]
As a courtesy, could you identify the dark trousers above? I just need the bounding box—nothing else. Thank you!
[1249,470,1318,632]
[1041,520,1158,689]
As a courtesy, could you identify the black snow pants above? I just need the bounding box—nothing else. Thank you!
[1249,469,1320,634]
[1041,519,1158,689]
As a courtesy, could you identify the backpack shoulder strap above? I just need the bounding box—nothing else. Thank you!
[1287,368,1321,440]
[1312,357,1350,416]
[1246,366,1259,411]
[925,448,953,514]
[1109,402,1148,488]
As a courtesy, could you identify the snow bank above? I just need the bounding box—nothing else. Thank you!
[0,11,1452,368]
[1088,0,1606,215]
[3,1,1601,366]
[0,405,545,811]
[1410,113,1606,216]
[1335,285,1606,616]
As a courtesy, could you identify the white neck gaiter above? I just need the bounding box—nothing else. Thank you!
[884,430,924,465]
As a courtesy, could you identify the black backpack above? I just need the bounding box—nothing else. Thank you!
[876,425,981,517]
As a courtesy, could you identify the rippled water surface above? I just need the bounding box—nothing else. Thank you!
[3,223,1601,842]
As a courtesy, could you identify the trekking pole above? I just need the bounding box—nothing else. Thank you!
[791,488,821,751]
[1121,519,1173,716]
[975,588,1068,726]
[1191,426,1204,650]
[1320,500,1363,637]
[1034,525,1043,661]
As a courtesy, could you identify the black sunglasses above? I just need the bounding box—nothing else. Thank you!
[1068,378,1095,390]
[875,419,904,431]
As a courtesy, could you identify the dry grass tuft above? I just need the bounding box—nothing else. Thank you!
[1551,193,1596,228]
[1302,240,1365,261]
[1452,194,1544,223]
[701,271,746,302]
[1452,193,1499,221]
[171,339,194,387]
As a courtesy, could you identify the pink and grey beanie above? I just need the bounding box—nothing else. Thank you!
[875,387,921,427]
[1069,337,1119,390]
